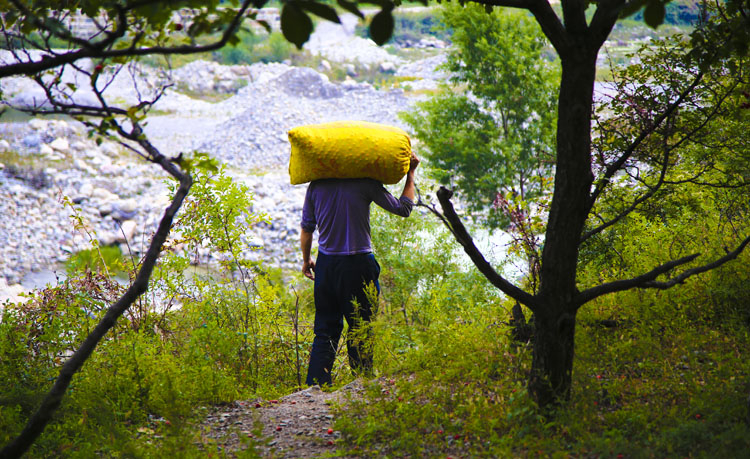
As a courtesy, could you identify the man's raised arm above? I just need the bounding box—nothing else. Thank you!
[400,153,420,202]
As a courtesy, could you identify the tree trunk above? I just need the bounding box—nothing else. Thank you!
[531,47,597,407]
[528,307,577,407]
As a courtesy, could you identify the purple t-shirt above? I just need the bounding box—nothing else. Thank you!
[301,178,413,255]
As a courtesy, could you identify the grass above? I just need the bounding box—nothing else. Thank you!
[331,300,750,457]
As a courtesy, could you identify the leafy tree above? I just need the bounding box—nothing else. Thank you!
[402,3,558,229]
[421,0,750,409]
[0,0,406,456]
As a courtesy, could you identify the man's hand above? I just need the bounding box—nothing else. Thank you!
[401,152,420,202]
[302,258,315,280]
[409,152,420,172]
[300,228,315,280]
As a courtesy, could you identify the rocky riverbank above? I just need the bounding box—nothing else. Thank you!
[0,15,448,301]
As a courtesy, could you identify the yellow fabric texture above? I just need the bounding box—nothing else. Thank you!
[288,121,412,185]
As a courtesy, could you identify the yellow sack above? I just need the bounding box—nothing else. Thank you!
[288,121,411,185]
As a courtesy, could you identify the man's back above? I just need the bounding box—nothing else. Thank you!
[301,178,413,256]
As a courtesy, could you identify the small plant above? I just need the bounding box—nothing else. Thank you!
[65,246,124,277]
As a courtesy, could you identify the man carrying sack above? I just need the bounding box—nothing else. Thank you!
[299,153,420,386]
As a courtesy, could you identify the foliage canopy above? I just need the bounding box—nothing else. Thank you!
[402,3,558,229]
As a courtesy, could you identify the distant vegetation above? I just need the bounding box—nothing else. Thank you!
[213,29,296,65]
[357,8,451,46]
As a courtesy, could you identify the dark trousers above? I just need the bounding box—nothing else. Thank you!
[305,252,380,386]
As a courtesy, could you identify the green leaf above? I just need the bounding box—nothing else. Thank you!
[256,19,272,33]
[369,8,394,46]
[3,9,17,27]
[337,0,364,19]
[179,157,194,173]
[299,1,341,24]
[643,0,665,29]
[281,2,313,49]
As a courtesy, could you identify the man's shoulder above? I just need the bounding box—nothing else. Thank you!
[311,178,382,189]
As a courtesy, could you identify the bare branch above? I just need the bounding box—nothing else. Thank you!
[588,70,706,210]
[436,187,539,311]
[527,0,568,54]
[589,0,627,45]
[0,168,191,458]
[414,184,460,240]
[560,0,589,36]
[575,253,700,306]
[0,50,193,453]
[642,234,750,289]
[466,0,567,53]
[466,0,536,9]
[0,0,254,78]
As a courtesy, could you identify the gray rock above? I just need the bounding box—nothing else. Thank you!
[274,67,342,99]
[22,134,41,148]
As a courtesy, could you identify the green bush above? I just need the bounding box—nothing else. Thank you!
[0,164,312,456]
[357,9,450,45]
[330,176,750,457]
[213,30,295,65]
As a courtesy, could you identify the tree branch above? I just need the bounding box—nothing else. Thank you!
[0,47,192,455]
[582,136,674,243]
[436,187,539,311]
[575,253,700,306]
[587,69,705,210]
[560,0,589,36]
[642,234,750,289]
[466,0,536,9]
[584,67,742,243]
[527,0,568,54]
[589,0,627,46]
[466,0,567,53]
[0,0,253,78]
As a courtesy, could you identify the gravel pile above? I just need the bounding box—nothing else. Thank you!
[199,66,412,168]
[395,54,448,80]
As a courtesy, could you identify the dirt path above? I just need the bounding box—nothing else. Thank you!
[201,381,365,458]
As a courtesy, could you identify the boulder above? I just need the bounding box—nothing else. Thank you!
[79,182,94,197]
[92,187,118,201]
[0,278,30,305]
[98,230,117,246]
[39,143,55,157]
[49,138,71,155]
[318,60,332,72]
[28,118,48,130]
[379,61,396,73]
